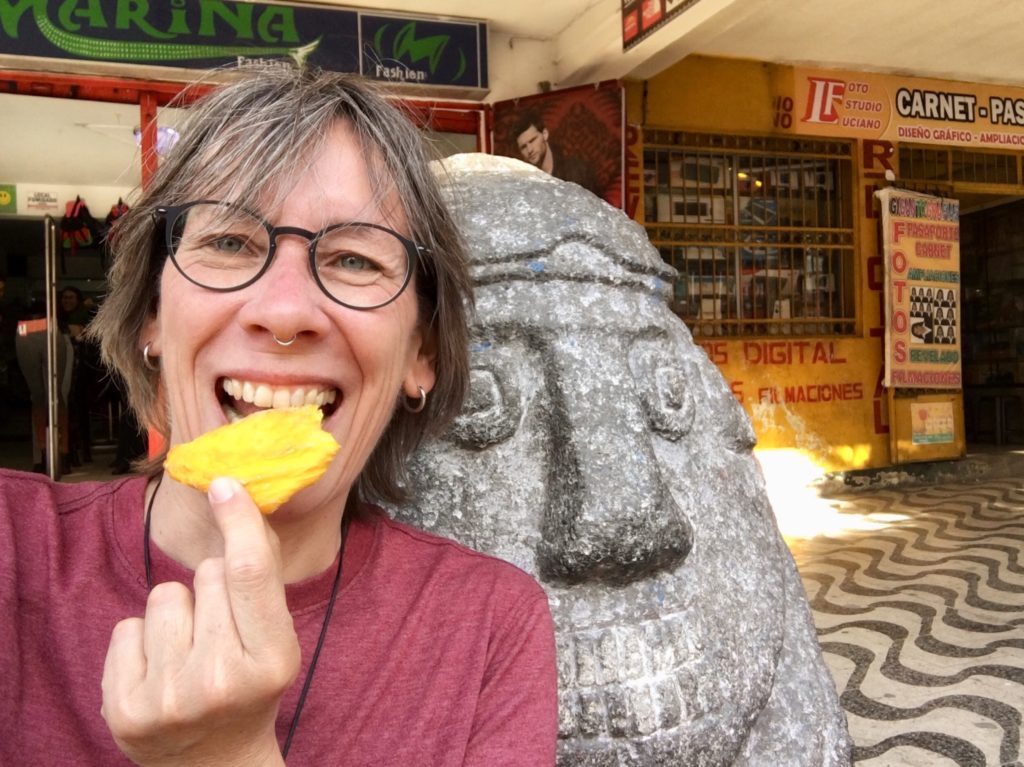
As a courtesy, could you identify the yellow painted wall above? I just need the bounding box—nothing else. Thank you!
[626,55,966,473]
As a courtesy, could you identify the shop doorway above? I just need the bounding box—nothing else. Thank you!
[1,76,486,479]
[961,196,1024,446]
[0,90,163,478]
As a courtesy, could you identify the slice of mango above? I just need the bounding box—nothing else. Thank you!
[165,405,340,514]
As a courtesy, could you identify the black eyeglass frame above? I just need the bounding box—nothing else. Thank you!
[154,200,425,311]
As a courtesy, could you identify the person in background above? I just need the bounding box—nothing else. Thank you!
[59,285,98,466]
[58,286,92,341]
[13,295,73,474]
[0,274,15,391]
[0,67,557,766]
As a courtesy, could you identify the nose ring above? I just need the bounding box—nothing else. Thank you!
[273,334,297,347]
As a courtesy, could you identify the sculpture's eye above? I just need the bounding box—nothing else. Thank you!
[629,343,695,441]
[448,351,523,449]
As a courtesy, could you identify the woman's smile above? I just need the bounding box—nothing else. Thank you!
[218,376,339,422]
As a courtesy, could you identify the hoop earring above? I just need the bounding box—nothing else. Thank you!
[142,342,159,371]
[403,385,427,413]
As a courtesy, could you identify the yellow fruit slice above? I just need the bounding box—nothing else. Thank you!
[164,405,340,514]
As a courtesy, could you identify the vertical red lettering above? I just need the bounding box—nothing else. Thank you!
[625,124,641,220]
[891,249,907,273]
[873,399,889,434]
[862,139,895,174]
[864,183,883,219]
[867,256,884,291]
[894,339,907,362]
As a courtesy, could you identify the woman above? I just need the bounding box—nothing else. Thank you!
[58,285,92,341]
[14,295,73,473]
[0,69,557,765]
[58,285,99,465]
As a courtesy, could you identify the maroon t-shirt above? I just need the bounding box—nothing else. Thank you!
[0,469,557,765]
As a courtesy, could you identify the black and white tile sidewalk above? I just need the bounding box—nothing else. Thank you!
[789,477,1024,767]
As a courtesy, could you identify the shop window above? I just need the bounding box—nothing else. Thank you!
[642,131,855,337]
[899,144,1020,186]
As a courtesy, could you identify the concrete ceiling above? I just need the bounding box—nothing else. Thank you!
[1,0,1023,190]
[336,0,1024,89]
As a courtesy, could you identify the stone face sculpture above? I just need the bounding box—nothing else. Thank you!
[393,155,851,765]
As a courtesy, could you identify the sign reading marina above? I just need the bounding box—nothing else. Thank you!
[0,1,487,91]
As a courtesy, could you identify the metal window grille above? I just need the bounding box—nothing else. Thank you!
[899,144,1021,186]
[642,131,855,337]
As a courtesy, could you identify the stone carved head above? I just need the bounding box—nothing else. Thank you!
[394,155,849,765]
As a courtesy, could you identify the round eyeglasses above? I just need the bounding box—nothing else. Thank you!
[156,200,424,310]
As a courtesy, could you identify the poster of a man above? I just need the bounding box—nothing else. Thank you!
[512,111,600,196]
[493,82,624,208]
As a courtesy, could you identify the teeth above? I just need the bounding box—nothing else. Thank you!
[253,384,273,408]
[221,377,339,411]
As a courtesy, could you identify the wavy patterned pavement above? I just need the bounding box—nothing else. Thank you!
[789,478,1024,767]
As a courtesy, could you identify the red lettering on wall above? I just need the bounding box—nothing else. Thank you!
[743,340,847,365]
[872,367,889,434]
[699,341,729,365]
[777,382,864,404]
[811,342,847,364]
[864,182,883,219]
[730,380,744,403]
[867,255,884,292]
[873,398,889,433]
[862,139,895,175]
[625,124,642,220]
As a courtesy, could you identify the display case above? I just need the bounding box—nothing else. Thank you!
[641,133,856,337]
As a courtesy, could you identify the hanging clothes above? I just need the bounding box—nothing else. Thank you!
[59,197,98,256]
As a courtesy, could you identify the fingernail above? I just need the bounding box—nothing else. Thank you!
[208,477,237,503]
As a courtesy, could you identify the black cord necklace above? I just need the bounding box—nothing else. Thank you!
[143,477,349,760]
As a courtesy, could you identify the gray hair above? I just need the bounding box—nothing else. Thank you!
[89,67,472,504]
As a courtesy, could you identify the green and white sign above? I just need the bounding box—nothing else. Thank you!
[0,1,487,91]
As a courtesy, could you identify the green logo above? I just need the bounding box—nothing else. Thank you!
[0,184,15,213]
[372,22,466,81]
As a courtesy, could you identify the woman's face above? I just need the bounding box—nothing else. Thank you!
[144,120,435,512]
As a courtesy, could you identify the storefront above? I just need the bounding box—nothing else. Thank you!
[625,55,1024,473]
[4,3,1023,479]
[0,2,490,475]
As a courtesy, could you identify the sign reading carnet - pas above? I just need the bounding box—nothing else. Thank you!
[0,1,488,92]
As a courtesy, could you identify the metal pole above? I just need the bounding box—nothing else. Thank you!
[43,216,60,479]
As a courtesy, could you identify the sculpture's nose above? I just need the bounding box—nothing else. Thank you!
[537,334,693,584]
